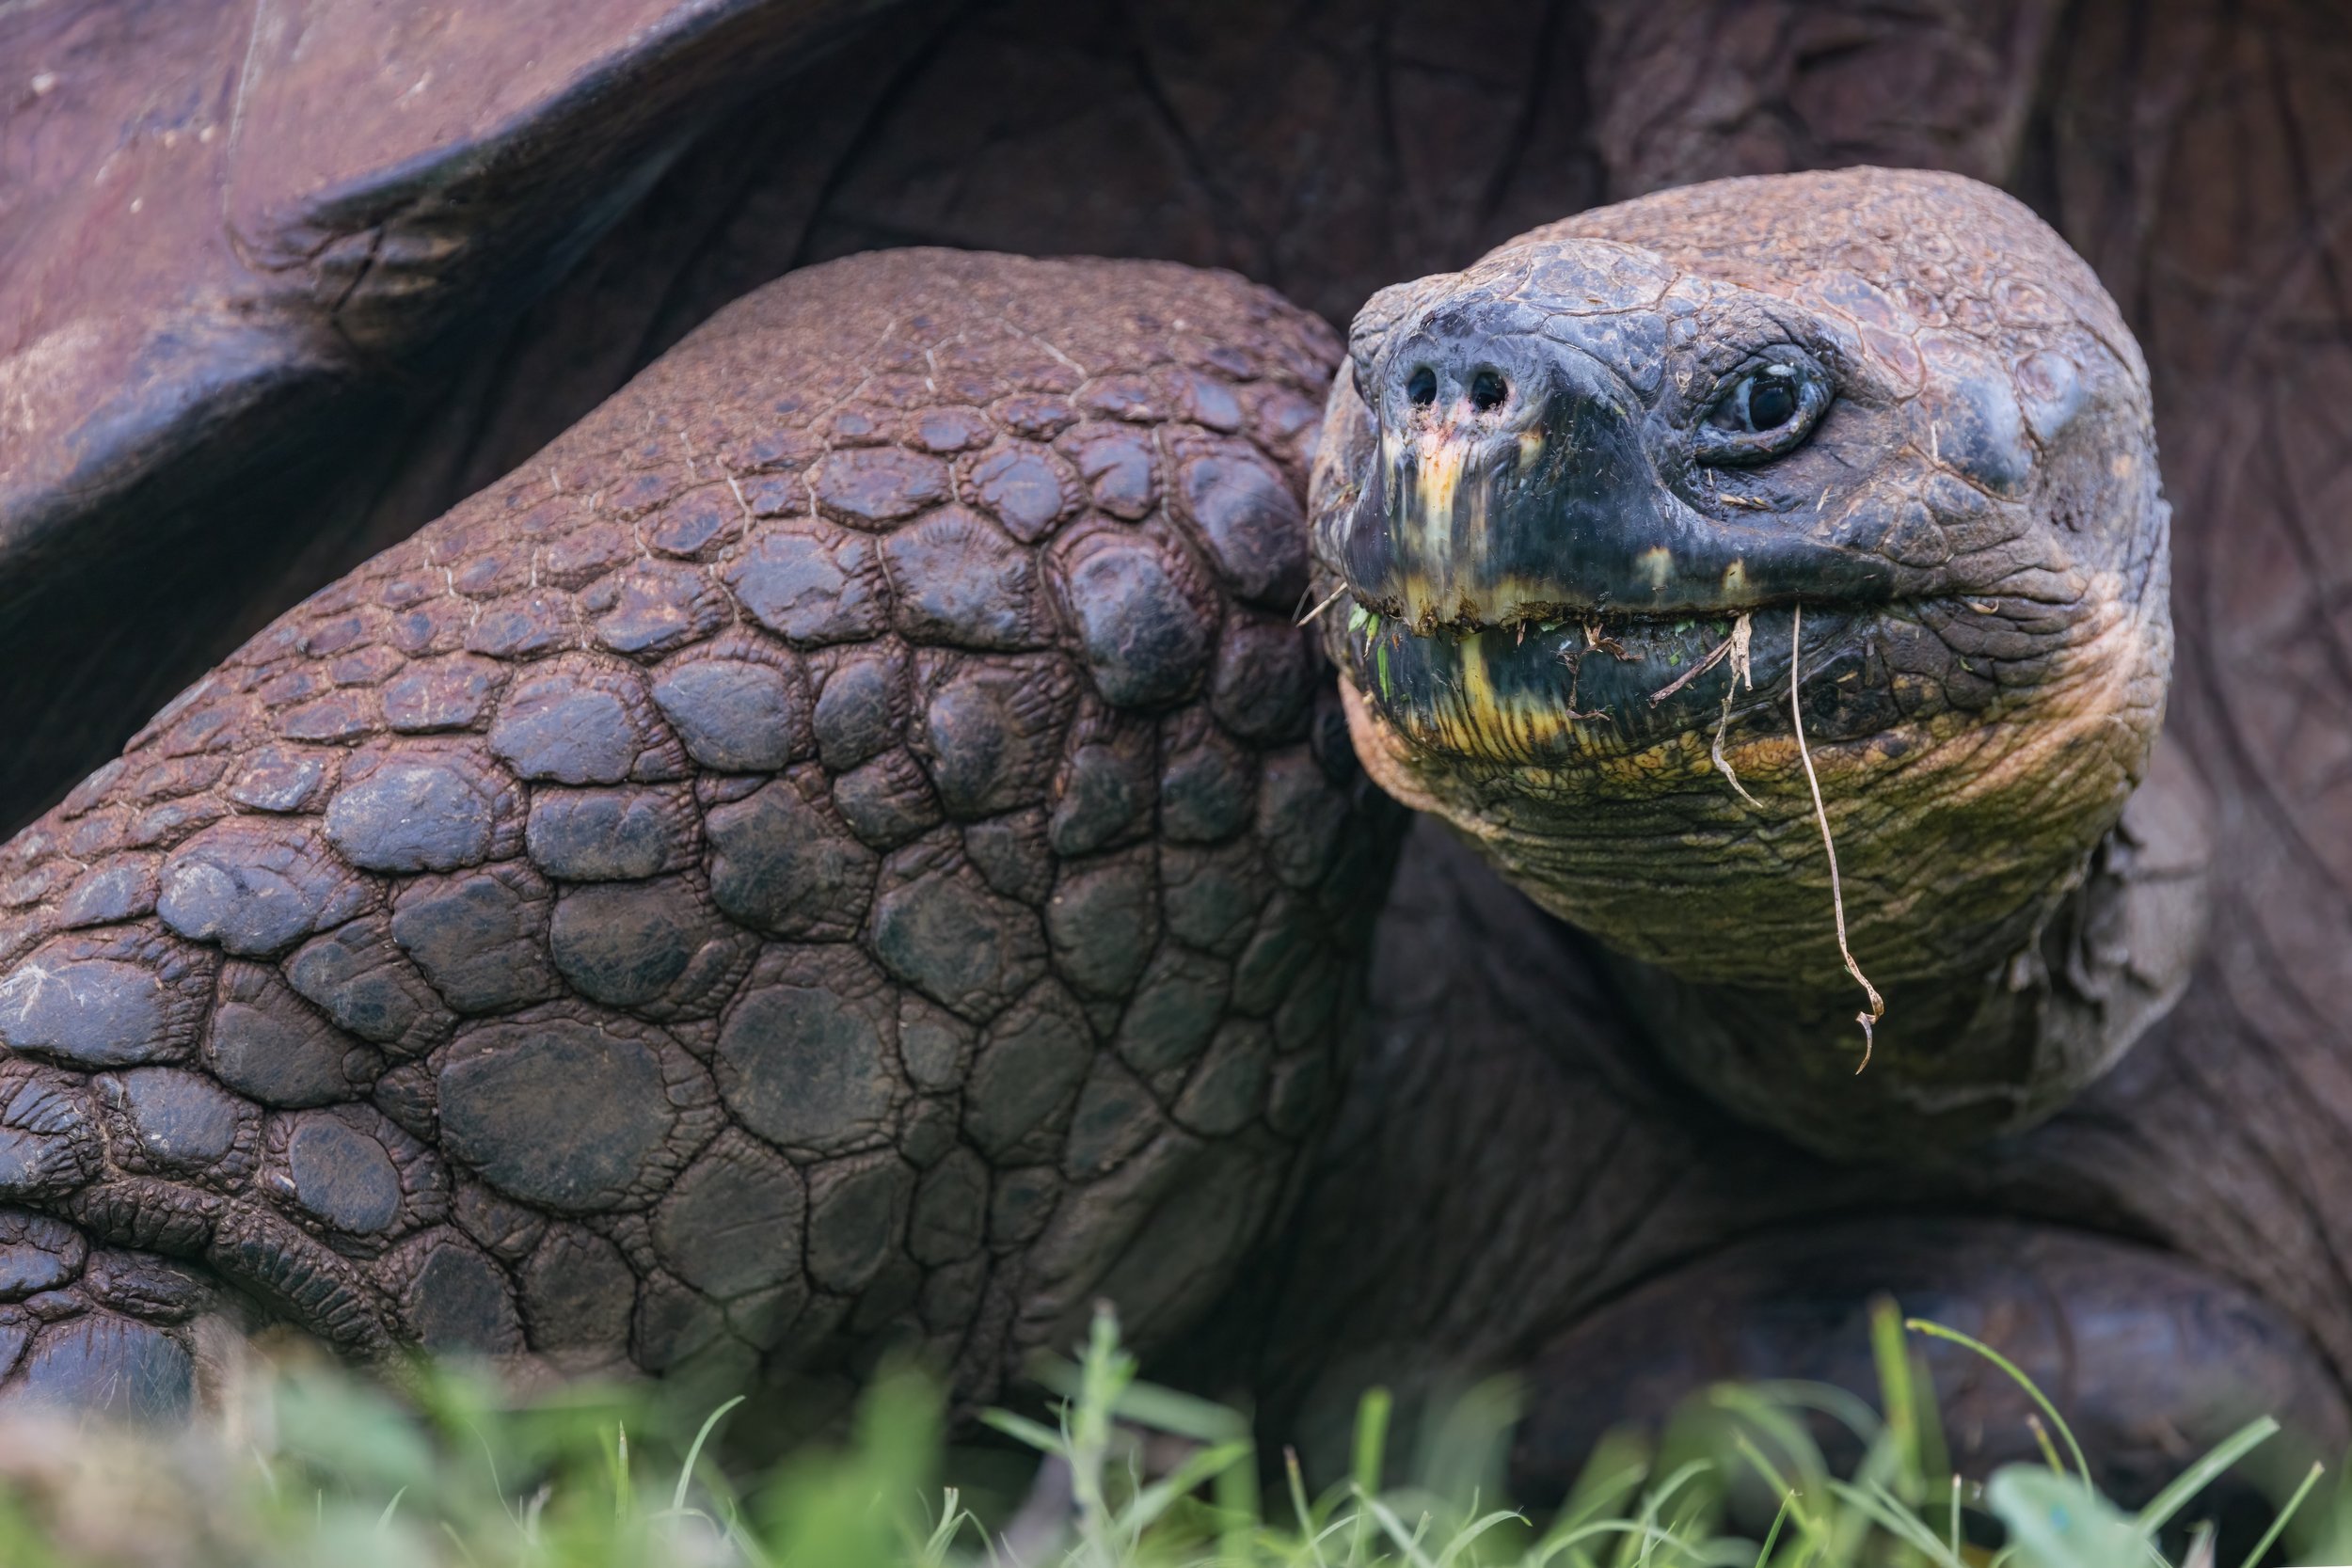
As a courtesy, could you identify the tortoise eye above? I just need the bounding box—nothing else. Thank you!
[1697,356,1831,466]
[1745,376,1797,429]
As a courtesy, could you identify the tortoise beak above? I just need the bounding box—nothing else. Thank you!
[1333,296,1891,632]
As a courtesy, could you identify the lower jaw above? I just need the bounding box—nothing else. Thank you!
[1335,643,2096,997]
[1330,601,1880,766]
[1335,617,2173,1158]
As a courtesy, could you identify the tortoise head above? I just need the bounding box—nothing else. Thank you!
[1312,167,2177,1124]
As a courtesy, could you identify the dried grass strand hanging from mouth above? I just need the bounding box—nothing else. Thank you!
[1709,612,1760,806]
[1296,582,1350,626]
[1788,603,1886,1072]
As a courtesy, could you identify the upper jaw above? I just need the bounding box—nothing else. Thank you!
[1330,404,1899,639]
[1332,304,1902,634]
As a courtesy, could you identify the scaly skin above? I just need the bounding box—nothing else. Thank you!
[0,251,1397,1420]
[1312,168,2183,1156]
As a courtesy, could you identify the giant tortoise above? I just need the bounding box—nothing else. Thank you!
[4,0,2352,1510]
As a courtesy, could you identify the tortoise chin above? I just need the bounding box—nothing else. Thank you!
[1311,172,2179,1149]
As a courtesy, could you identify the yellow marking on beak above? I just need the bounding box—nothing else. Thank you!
[1723,558,1747,597]
[1391,431,1483,625]
[1460,633,1495,717]
[1415,435,1471,547]
[1641,546,1674,594]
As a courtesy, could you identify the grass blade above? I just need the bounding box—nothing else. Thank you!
[1869,1297,1922,1501]
[2236,1460,2323,1568]
[1351,1386,1393,1565]
[979,1411,1066,1456]
[671,1394,745,1514]
[1822,1478,1966,1568]
[1289,1447,1332,1568]
[1905,1319,2090,1483]
[2132,1418,2279,1536]
[1753,1491,1793,1568]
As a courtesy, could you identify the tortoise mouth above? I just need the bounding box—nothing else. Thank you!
[1332,592,1902,765]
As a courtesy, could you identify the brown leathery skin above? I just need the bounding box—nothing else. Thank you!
[1226,823,2344,1513]
[1506,1218,2351,1515]
[0,250,1398,1417]
[1312,169,2178,1156]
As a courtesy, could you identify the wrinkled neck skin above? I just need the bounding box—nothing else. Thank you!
[1311,175,2191,1160]
[1340,677,2205,1158]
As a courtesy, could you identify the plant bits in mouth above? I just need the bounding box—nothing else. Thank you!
[1330,594,1879,765]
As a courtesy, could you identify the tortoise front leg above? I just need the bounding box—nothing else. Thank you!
[0,246,1400,1415]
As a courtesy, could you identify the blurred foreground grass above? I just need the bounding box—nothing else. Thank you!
[0,1304,2336,1568]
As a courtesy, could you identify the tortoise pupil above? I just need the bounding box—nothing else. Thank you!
[1406,367,1438,406]
[1748,378,1797,429]
[1470,369,1508,412]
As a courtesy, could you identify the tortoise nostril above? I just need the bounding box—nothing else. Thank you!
[1470,368,1508,413]
[1406,366,1438,406]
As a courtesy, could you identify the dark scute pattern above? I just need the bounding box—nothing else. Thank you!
[716,948,902,1155]
[965,446,1076,542]
[652,658,803,773]
[0,957,173,1069]
[548,876,747,1012]
[872,854,1049,1022]
[1047,856,1160,998]
[1116,948,1231,1073]
[725,524,889,645]
[104,1068,248,1172]
[0,251,1388,1407]
[390,864,560,1014]
[393,1233,524,1355]
[1211,616,1314,742]
[964,982,1093,1159]
[1174,443,1310,607]
[526,787,693,882]
[282,1113,405,1234]
[832,750,943,847]
[1060,535,1216,708]
[227,746,335,814]
[0,1212,85,1299]
[520,1227,636,1354]
[211,961,370,1106]
[437,1013,686,1214]
[919,660,1074,818]
[812,654,902,772]
[1063,426,1160,519]
[882,507,1046,649]
[805,1153,915,1292]
[705,776,876,940]
[383,656,507,734]
[283,917,453,1055]
[655,1132,807,1299]
[59,860,158,928]
[1049,727,1155,857]
[488,661,679,785]
[156,820,364,958]
[325,745,514,873]
[4,1315,193,1423]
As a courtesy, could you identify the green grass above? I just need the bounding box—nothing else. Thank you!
[0,1302,2336,1568]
